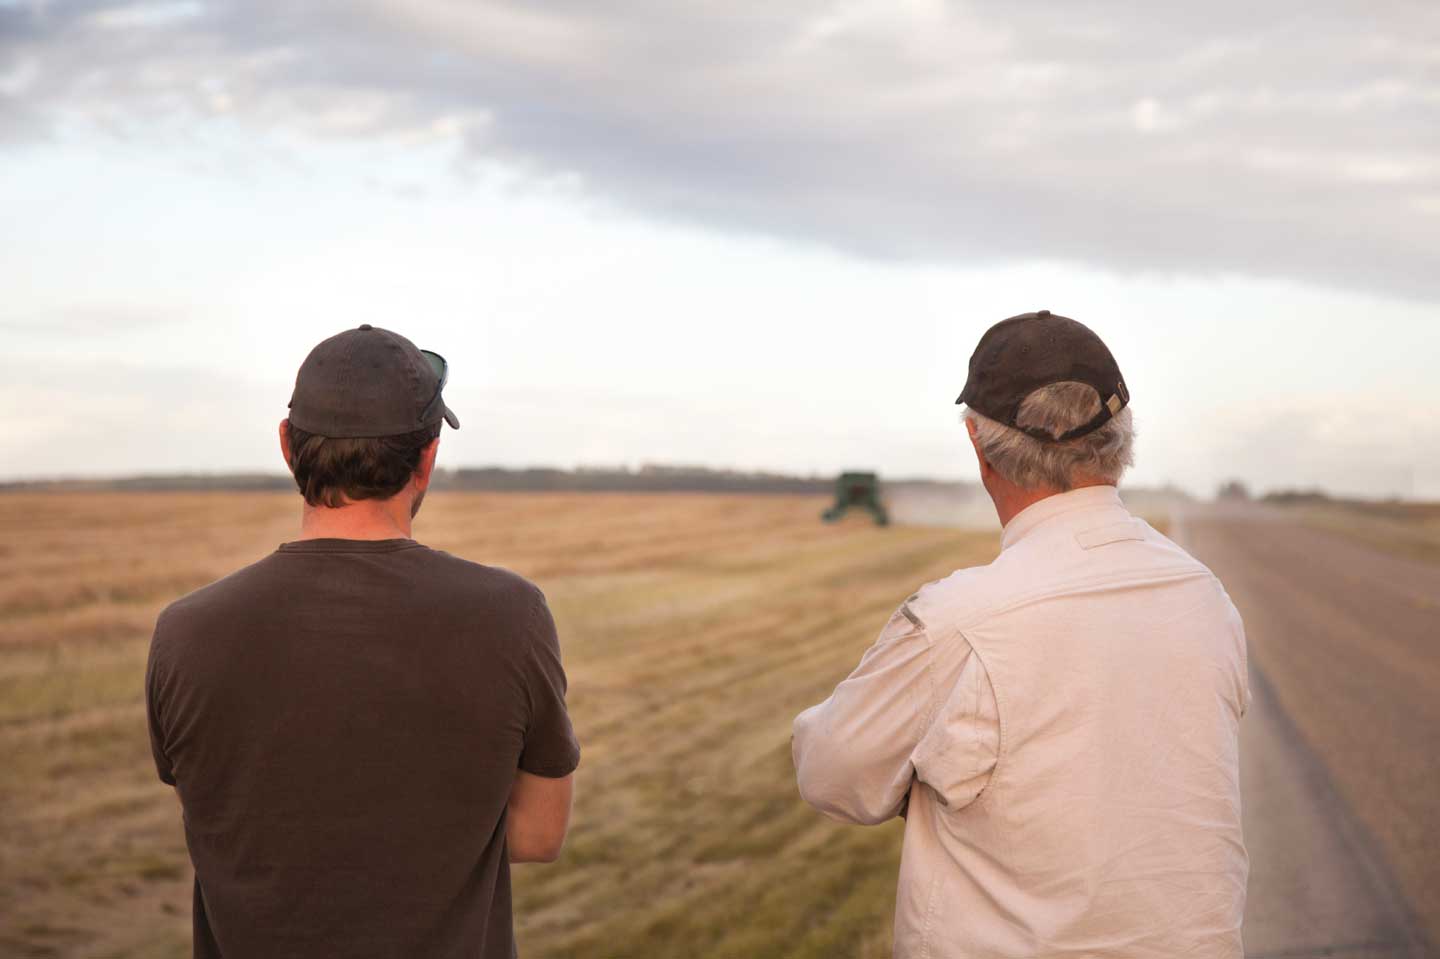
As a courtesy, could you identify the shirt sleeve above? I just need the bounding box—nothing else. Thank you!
[517,589,581,778]
[145,616,177,787]
[908,630,998,811]
[1224,590,1252,719]
[791,601,937,825]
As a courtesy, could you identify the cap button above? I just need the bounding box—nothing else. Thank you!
[1037,309,1051,318]
[358,323,373,331]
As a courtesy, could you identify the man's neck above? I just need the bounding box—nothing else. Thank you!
[991,477,1110,528]
[296,501,414,541]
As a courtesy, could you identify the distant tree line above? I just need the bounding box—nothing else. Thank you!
[0,464,848,495]
[1258,487,1334,506]
[437,464,836,494]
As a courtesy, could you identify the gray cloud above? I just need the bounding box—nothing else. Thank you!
[4,0,1439,297]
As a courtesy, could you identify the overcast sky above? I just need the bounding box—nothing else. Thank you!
[2,0,1437,498]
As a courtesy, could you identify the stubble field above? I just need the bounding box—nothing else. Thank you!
[0,490,995,959]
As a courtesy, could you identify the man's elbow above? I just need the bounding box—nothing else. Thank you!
[509,829,568,864]
[800,785,896,826]
[531,845,563,865]
[795,758,898,826]
[509,817,570,863]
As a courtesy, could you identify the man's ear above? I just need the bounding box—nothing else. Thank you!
[278,419,294,472]
[414,435,441,490]
[964,416,991,479]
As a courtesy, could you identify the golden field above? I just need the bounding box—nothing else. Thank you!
[0,491,996,959]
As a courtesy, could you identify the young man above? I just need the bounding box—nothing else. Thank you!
[145,325,580,959]
[793,311,1250,958]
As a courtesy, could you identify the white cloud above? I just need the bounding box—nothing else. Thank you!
[1130,98,1181,134]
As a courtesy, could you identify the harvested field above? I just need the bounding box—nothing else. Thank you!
[0,491,995,958]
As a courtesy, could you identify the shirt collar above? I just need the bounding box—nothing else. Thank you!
[277,537,420,553]
[1000,485,1126,552]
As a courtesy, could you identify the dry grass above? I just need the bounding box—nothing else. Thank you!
[0,491,995,959]
[1284,500,1440,566]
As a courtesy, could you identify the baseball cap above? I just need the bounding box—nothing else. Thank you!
[956,310,1129,442]
[287,324,461,438]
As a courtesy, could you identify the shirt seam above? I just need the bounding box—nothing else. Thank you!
[950,566,1214,633]
[911,637,987,810]
[954,625,1006,813]
[916,625,940,737]
[918,868,943,959]
[895,616,941,799]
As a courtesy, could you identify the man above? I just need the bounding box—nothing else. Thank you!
[793,311,1250,958]
[145,325,580,959]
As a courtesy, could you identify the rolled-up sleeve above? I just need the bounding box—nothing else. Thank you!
[792,602,936,825]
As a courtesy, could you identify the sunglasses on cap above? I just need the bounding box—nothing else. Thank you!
[420,349,448,421]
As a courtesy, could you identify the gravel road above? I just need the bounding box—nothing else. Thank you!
[1177,505,1438,958]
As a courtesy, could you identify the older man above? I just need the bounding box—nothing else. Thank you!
[793,311,1250,958]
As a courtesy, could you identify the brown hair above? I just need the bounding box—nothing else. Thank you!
[285,421,440,508]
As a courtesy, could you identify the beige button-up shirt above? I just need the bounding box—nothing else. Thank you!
[793,485,1250,958]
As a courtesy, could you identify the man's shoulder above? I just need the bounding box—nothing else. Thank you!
[411,546,545,610]
[155,546,543,636]
[157,553,283,632]
[900,517,1210,632]
[902,560,1006,636]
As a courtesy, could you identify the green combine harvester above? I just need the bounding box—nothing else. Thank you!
[822,471,889,526]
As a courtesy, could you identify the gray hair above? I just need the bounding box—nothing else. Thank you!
[964,381,1135,491]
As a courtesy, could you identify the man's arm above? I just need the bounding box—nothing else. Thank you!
[507,770,574,863]
[792,602,935,825]
[510,587,580,863]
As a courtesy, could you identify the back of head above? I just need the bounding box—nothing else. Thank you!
[965,382,1135,491]
[283,324,460,508]
[285,421,440,508]
[957,310,1135,492]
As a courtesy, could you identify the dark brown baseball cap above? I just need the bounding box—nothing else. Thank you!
[287,324,460,438]
[956,310,1129,442]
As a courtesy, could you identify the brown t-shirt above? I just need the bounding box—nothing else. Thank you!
[145,537,580,959]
